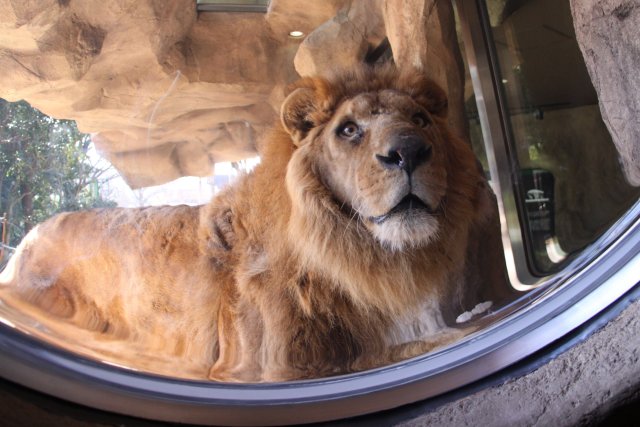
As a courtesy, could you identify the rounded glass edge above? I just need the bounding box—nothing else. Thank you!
[0,203,638,426]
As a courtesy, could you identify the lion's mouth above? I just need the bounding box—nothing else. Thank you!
[368,194,437,225]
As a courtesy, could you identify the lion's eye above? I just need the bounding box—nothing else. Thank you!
[411,113,430,128]
[338,122,361,139]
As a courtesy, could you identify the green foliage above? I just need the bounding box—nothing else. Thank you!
[0,98,116,249]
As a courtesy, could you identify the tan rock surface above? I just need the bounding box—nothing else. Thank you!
[570,0,640,186]
[382,0,467,138]
[0,0,637,190]
[0,0,303,187]
[0,0,472,188]
[293,0,386,77]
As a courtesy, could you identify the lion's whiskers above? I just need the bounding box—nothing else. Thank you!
[341,194,366,239]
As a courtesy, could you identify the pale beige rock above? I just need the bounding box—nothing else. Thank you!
[266,0,343,41]
[1,0,637,191]
[570,0,640,186]
[383,0,467,138]
[0,0,468,187]
[294,13,369,77]
[0,0,301,187]
[293,0,386,77]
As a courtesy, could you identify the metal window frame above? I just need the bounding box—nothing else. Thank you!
[196,1,269,13]
[456,0,543,289]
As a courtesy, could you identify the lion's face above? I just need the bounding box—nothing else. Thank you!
[311,90,447,250]
[281,68,475,253]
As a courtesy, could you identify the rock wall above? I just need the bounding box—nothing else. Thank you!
[3,0,635,189]
[0,0,340,187]
[382,0,467,137]
[570,0,640,186]
[0,0,465,188]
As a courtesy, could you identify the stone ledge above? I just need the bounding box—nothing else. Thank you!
[397,293,640,426]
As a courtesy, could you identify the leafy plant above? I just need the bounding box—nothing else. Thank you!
[0,99,116,251]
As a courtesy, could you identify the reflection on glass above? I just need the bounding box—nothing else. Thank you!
[1,61,508,381]
[0,47,524,383]
[486,0,640,274]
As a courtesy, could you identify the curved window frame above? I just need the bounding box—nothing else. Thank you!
[0,0,639,425]
[0,202,638,425]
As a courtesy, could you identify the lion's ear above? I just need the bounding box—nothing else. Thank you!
[281,87,317,145]
[419,81,449,119]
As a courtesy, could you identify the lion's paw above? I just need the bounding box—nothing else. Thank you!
[205,208,235,252]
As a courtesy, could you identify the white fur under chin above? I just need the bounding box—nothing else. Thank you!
[371,213,440,252]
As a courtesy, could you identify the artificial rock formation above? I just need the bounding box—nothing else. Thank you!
[0,0,339,187]
[0,0,466,188]
[570,0,640,186]
[2,0,636,189]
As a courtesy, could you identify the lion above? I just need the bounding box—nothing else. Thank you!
[0,64,508,382]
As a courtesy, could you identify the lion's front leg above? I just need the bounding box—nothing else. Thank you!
[256,309,307,382]
[208,293,265,383]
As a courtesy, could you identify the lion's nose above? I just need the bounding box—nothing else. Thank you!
[376,135,432,174]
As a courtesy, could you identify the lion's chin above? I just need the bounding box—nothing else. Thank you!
[368,212,440,252]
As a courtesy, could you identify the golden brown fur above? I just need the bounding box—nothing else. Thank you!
[0,65,504,381]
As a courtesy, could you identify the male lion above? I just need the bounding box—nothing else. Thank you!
[0,65,505,381]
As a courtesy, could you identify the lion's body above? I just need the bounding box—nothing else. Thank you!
[0,65,506,381]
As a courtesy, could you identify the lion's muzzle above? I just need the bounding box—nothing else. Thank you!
[375,133,432,175]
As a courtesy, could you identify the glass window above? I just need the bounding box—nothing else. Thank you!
[0,1,639,424]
